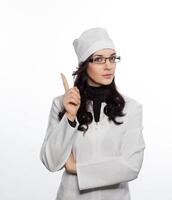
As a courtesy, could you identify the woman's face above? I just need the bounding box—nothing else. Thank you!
[86,48,116,87]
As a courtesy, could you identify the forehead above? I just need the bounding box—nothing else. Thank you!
[93,48,116,56]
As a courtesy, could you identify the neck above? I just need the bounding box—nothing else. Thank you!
[86,81,113,102]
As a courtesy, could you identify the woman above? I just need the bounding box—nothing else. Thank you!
[40,27,146,200]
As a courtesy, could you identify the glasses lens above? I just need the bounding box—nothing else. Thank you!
[93,57,104,64]
[109,56,116,63]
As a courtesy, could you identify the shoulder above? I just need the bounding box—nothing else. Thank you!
[122,94,143,115]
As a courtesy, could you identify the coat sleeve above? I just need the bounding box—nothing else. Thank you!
[76,102,146,190]
[40,96,79,172]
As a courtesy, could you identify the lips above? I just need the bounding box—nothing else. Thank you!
[102,74,112,76]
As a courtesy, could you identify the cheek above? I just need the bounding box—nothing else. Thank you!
[87,65,101,78]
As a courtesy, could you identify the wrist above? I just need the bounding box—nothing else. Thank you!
[65,112,76,121]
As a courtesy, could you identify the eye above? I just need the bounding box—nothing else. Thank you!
[93,57,103,62]
[109,56,116,61]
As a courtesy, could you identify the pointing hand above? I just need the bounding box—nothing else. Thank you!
[60,73,81,120]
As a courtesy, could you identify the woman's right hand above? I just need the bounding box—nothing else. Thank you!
[60,73,81,120]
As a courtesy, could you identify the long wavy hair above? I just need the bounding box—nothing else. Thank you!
[58,53,126,134]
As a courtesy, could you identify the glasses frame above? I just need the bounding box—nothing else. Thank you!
[88,55,121,64]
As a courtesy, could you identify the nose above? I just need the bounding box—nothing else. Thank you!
[104,58,112,69]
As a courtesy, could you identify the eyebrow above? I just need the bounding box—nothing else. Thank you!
[93,52,116,57]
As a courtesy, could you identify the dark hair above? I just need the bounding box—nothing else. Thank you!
[58,54,126,134]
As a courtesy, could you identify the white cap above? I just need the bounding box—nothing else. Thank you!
[73,27,115,64]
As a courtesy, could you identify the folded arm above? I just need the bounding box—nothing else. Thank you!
[76,103,146,190]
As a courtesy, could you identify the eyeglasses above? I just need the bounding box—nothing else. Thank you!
[88,55,121,64]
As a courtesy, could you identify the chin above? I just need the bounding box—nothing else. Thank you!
[101,78,113,85]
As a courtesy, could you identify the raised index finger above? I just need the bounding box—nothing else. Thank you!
[60,73,70,92]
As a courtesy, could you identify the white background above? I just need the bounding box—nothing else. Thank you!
[0,0,172,199]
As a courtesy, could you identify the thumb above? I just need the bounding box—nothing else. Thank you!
[60,73,70,92]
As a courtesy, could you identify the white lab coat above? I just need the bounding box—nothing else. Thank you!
[40,94,146,200]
